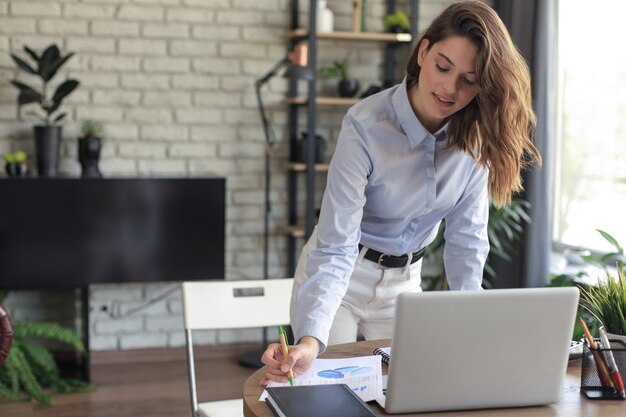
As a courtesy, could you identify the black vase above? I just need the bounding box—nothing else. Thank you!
[34,125,62,177]
[338,79,360,98]
[78,136,103,178]
[5,163,27,177]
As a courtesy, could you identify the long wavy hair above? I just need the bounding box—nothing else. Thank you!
[406,1,541,207]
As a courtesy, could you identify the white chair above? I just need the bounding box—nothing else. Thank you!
[181,278,294,417]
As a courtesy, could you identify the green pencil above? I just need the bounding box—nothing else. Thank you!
[278,325,295,386]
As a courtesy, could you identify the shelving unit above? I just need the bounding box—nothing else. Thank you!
[285,0,419,274]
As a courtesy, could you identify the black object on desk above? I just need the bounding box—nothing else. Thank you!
[265,384,379,417]
[581,339,626,400]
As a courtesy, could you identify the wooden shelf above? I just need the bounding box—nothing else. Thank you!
[288,163,329,172]
[287,97,360,106]
[288,29,412,43]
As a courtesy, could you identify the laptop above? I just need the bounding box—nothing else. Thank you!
[377,287,579,414]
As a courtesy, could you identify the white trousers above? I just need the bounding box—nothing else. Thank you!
[291,228,422,346]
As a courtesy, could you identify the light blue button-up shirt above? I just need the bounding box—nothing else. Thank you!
[294,77,490,349]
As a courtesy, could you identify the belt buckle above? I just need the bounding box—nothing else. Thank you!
[378,253,392,269]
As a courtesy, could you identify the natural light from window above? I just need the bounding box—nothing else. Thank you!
[555,0,626,253]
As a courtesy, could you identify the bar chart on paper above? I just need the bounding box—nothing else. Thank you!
[260,356,383,402]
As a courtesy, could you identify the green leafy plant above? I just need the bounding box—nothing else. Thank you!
[383,11,410,32]
[545,273,598,341]
[580,263,626,336]
[10,44,80,126]
[548,229,624,339]
[3,151,27,165]
[422,197,531,290]
[320,54,351,80]
[81,120,105,139]
[485,198,531,280]
[0,293,90,405]
[580,229,625,272]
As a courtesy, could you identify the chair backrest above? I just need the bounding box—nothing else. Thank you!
[181,278,293,331]
[181,278,294,417]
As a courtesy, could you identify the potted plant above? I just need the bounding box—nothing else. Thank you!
[320,53,359,98]
[422,197,532,290]
[3,150,28,177]
[383,11,410,33]
[579,230,626,343]
[78,120,104,178]
[10,44,80,177]
[0,291,90,405]
[580,264,626,343]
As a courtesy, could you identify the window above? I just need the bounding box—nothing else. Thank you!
[554,0,626,252]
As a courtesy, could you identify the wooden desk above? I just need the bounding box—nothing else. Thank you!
[243,339,625,417]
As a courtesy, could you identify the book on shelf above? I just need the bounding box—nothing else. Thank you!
[265,384,378,417]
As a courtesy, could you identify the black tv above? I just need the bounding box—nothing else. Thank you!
[0,178,225,290]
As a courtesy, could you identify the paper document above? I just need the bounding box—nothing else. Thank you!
[259,355,383,402]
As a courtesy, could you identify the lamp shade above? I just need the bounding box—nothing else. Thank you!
[283,64,315,81]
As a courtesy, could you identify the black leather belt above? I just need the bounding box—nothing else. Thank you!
[358,244,427,269]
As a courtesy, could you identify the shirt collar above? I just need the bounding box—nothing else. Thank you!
[392,76,449,148]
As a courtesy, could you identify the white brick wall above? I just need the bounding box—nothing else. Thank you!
[0,0,453,351]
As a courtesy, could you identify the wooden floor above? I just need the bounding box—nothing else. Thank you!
[0,343,262,417]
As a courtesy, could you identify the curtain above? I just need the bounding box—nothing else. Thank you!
[491,0,559,288]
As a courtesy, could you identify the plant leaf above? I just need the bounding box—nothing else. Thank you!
[7,345,51,405]
[23,45,39,63]
[52,79,79,104]
[44,52,75,82]
[53,113,67,122]
[11,81,43,106]
[13,322,85,352]
[10,80,38,94]
[39,44,61,80]
[17,90,42,106]
[597,229,623,253]
[10,55,38,75]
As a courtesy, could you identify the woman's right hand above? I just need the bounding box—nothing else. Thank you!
[260,336,320,386]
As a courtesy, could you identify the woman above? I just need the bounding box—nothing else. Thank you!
[261,1,541,384]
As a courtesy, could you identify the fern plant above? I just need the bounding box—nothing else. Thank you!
[0,292,91,405]
[422,197,531,290]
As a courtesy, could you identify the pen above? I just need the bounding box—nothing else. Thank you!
[278,325,295,386]
[599,327,626,398]
[579,319,615,391]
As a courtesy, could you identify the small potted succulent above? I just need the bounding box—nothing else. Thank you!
[320,53,359,98]
[10,44,80,177]
[78,120,104,178]
[383,11,410,33]
[3,151,28,177]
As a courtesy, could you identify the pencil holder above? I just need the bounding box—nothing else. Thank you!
[581,339,626,400]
